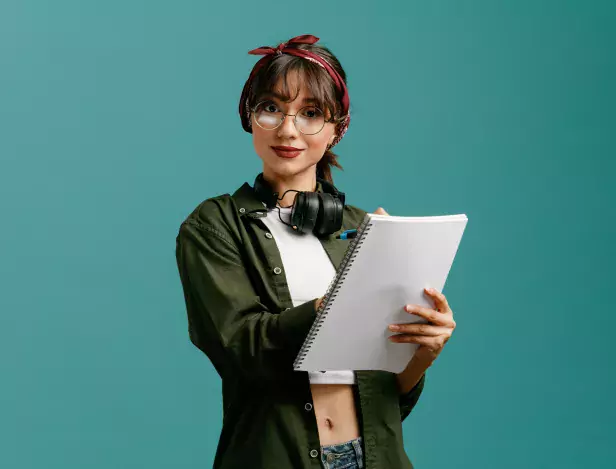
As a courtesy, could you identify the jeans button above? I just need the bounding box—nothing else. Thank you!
[327,453,336,463]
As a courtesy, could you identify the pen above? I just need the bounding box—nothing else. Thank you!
[335,229,358,240]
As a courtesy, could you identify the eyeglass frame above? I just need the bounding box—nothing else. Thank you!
[250,100,347,135]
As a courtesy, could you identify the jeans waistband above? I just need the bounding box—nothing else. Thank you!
[320,436,364,469]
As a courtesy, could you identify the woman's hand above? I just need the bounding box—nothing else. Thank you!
[389,288,456,365]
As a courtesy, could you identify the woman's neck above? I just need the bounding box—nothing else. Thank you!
[262,170,318,208]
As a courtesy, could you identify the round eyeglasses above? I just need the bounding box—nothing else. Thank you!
[251,100,330,135]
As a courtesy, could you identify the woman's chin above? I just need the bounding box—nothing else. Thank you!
[267,157,301,170]
[264,160,312,179]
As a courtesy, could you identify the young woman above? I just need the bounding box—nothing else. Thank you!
[175,34,456,469]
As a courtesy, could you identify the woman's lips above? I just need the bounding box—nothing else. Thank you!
[272,147,303,158]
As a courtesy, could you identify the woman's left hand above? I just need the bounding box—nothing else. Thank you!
[388,288,456,364]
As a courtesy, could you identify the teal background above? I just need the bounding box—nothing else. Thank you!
[1,1,614,467]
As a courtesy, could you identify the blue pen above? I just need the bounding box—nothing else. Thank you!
[335,229,357,240]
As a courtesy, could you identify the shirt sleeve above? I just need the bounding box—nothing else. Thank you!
[399,373,426,422]
[175,218,318,382]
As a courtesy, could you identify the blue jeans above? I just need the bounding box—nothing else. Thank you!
[320,436,364,469]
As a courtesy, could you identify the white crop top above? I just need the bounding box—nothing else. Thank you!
[260,204,356,385]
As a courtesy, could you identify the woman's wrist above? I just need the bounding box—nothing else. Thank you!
[396,355,433,394]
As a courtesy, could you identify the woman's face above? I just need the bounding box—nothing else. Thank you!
[251,71,337,181]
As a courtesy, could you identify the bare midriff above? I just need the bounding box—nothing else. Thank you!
[310,383,361,446]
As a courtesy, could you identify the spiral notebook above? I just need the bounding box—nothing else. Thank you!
[293,212,468,374]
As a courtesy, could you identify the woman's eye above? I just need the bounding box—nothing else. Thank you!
[301,107,318,118]
[263,101,279,113]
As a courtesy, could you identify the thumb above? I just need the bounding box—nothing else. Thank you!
[373,207,390,215]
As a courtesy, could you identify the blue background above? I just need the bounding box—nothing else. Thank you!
[1,1,614,467]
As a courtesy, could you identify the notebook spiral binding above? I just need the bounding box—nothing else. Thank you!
[293,214,374,369]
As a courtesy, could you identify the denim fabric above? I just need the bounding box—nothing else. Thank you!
[320,437,364,469]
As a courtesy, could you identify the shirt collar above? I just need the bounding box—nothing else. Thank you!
[232,179,326,218]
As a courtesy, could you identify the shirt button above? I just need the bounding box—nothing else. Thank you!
[238,207,246,213]
[304,403,313,411]
[310,449,319,458]
[273,266,282,275]
[265,232,273,239]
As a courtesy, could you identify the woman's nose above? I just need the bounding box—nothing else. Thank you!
[277,114,300,139]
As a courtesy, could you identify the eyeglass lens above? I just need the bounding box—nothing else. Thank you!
[253,101,325,135]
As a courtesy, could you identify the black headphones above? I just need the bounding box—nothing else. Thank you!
[253,172,346,237]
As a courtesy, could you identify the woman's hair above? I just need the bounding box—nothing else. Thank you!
[246,42,349,184]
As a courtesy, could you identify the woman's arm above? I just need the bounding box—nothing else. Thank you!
[175,219,319,382]
[396,355,431,395]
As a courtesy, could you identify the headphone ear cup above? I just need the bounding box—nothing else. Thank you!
[314,193,344,237]
[291,192,320,234]
[253,173,277,208]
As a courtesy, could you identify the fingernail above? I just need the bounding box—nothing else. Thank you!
[389,325,400,331]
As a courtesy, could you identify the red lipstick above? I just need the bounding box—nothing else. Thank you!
[271,146,304,158]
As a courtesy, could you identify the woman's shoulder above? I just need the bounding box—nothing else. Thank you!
[176,190,243,247]
[343,202,368,227]
[181,192,235,226]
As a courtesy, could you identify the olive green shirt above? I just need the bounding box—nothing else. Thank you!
[175,179,426,468]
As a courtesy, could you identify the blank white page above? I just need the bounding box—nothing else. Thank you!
[294,213,468,374]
